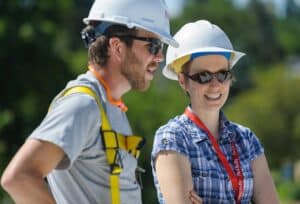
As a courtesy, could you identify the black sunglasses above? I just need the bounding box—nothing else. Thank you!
[183,70,232,84]
[112,35,163,55]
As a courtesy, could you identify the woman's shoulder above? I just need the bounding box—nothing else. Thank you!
[226,120,259,143]
[152,115,192,157]
[229,121,252,132]
[221,112,253,135]
[156,114,190,134]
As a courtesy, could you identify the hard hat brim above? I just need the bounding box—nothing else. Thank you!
[83,18,179,48]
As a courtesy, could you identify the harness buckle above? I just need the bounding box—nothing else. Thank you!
[111,150,123,175]
[102,129,123,175]
[135,166,146,189]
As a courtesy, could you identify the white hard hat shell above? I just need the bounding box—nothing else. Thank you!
[83,0,178,48]
[163,20,245,80]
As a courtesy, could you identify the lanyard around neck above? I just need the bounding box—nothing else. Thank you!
[184,107,244,203]
[88,66,128,112]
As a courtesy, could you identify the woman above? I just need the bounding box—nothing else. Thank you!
[151,20,279,204]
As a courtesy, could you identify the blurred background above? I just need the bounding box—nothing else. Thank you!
[1,0,300,203]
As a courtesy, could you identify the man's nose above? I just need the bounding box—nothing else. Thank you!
[153,49,164,63]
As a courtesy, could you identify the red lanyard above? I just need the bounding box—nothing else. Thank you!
[184,108,244,203]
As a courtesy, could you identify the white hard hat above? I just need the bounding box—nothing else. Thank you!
[163,20,246,80]
[83,0,178,48]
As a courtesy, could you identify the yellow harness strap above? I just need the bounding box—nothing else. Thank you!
[63,86,145,204]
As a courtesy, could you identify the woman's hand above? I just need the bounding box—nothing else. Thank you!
[189,190,202,204]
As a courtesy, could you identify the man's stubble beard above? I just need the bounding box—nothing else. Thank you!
[121,50,151,91]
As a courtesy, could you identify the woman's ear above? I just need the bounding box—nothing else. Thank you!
[178,73,188,91]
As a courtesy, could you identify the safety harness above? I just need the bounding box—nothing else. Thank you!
[62,86,145,204]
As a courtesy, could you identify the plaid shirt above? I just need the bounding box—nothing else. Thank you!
[151,110,264,204]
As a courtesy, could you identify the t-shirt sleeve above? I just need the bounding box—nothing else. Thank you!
[151,124,189,166]
[29,93,101,169]
[247,129,264,161]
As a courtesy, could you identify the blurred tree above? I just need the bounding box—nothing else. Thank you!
[276,17,300,55]
[0,0,75,156]
[248,0,284,63]
[286,0,300,18]
[0,0,300,202]
[0,1,89,201]
[225,66,300,168]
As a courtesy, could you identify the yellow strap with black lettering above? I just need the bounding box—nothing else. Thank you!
[63,86,144,204]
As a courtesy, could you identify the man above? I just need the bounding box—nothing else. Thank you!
[1,0,178,203]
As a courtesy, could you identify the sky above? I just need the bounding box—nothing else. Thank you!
[165,0,297,18]
[164,0,251,17]
[164,0,184,17]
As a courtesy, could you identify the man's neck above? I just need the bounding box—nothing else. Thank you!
[89,64,131,100]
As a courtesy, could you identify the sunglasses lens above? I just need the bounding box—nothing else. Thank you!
[198,72,213,83]
[112,35,163,55]
[216,71,232,82]
[187,70,232,84]
[149,42,162,55]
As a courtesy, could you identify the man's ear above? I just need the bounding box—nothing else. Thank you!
[108,37,125,62]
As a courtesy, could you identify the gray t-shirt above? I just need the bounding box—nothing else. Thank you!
[29,71,142,204]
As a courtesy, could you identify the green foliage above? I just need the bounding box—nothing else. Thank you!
[0,110,13,131]
[272,169,300,203]
[0,0,83,152]
[276,18,300,54]
[1,0,300,202]
[278,182,300,202]
[225,66,300,168]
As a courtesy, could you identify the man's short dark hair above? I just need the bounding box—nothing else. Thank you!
[82,21,137,67]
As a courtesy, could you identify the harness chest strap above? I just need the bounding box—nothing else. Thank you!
[63,86,145,204]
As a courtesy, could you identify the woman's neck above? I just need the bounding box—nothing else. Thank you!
[190,106,220,140]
